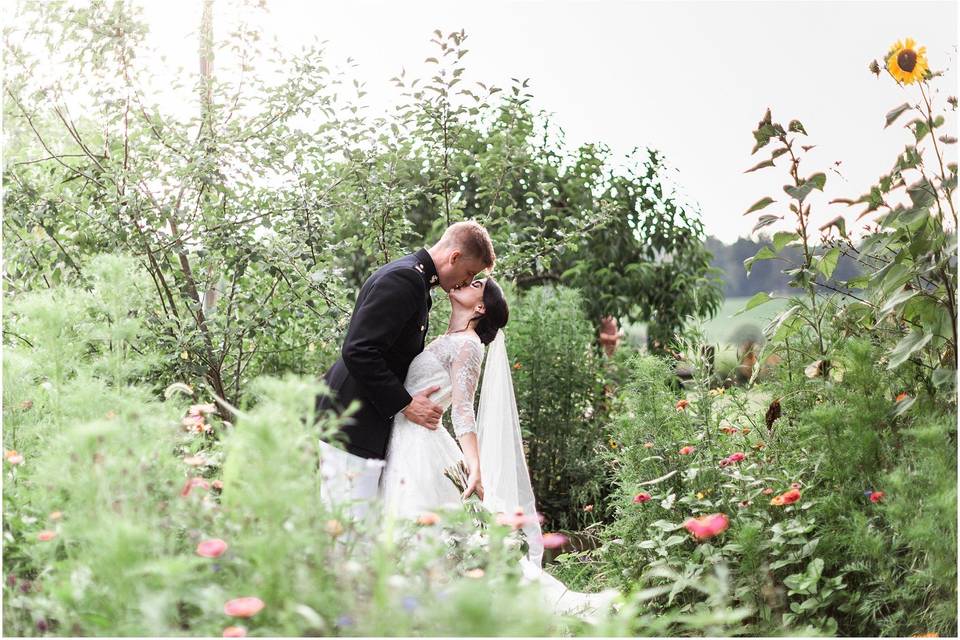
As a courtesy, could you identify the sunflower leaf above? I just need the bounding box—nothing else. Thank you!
[745,197,775,215]
[884,103,912,128]
[788,120,807,135]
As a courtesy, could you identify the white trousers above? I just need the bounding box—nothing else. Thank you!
[318,439,386,524]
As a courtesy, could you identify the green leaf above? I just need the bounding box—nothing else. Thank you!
[752,214,781,233]
[818,215,847,237]
[745,197,775,215]
[773,231,800,252]
[879,286,918,316]
[932,368,956,392]
[784,181,816,202]
[744,246,778,275]
[808,172,827,190]
[745,159,776,173]
[788,120,807,135]
[815,247,841,279]
[884,102,912,128]
[909,118,931,142]
[737,291,773,316]
[887,328,933,369]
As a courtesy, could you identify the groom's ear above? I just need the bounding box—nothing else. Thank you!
[448,248,462,265]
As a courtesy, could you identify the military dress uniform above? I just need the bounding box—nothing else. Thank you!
[316,248,439,519]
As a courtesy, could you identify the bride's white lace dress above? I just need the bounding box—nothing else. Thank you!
[380,331,617,620]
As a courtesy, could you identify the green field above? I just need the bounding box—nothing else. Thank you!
[622,295,791,350]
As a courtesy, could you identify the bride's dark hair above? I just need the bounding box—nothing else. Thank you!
[474,277,509,345]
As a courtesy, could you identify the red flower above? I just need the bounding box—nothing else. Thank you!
[675,399,690,412]
[728,452,746,463]
[895,392,909,403]
[870,491,885,503]
[541,533,569,549]
[683,513,729,540]
[180,477,211,498]
[223,597,264,618]
[771,488,801,506]
[37,530,56,542]
[678,446,696,456]
[633,492,651,504]
[223,626,247,638]
[196,538,228,558]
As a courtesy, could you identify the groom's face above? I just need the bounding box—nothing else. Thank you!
[439,250,488,293]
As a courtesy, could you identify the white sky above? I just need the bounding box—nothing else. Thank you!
[25,0,960,242]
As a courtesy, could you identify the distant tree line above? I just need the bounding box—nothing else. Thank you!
[706,234,862,298]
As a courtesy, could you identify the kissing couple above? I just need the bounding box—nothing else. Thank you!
[316,220,617,618]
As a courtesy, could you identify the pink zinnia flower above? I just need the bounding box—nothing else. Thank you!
[541,533,569,549]
[223,597,264,618]
[679,446,696,456]
[762,487,774,495]
[180,477,211,498]
[870,491,885,503]
[37,530,56,542]
[633,492,651,503]
[728,452,746,463]
[196,538,228,558]
[223,626,247,638]
[683,513,729,540]
[790,482,802,490]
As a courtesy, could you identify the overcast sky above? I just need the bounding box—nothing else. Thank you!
[131,1,958,241]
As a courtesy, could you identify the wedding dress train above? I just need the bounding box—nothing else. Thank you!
[380,331,618,621]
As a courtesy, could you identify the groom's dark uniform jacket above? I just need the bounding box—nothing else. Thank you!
[316,248,438,459]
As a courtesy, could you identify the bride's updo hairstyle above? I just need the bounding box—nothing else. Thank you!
[475,277,509,345]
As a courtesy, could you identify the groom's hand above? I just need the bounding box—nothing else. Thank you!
[402,385,443,430]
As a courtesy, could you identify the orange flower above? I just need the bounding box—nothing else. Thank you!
[678,446,696,456]
[895,392,909,403]
[683,513,729,540]
[223,626,247,638]
[416,512,440,526]
[675,399,690,412]
[49,511,62,521]
[719,425,738,435]
[223,597,264,618]
[325,519,345,537]
[741,428,751,435]
[5,453,24,465]
[37,530,57,542]
[513,362,522,370]
[196,538,228,558]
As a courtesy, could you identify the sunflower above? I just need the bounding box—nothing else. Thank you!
[887,38,929,85]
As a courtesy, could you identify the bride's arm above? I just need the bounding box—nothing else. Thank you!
[451,338,485,499]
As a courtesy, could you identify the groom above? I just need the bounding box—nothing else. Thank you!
[316,220,496,519]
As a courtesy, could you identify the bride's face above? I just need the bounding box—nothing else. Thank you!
[449,277,487,313]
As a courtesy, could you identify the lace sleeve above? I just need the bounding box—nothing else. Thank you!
[451,336,485,437]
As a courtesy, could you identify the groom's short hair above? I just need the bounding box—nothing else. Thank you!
[438,220,496,269]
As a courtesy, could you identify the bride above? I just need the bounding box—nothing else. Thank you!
[379,276,617,619]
